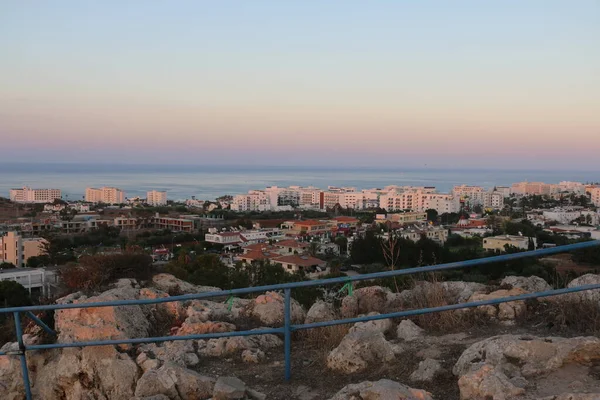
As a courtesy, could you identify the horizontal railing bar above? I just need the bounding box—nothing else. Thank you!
[0,327,284,356]
[0,241,598,314]
[293,283,600,331]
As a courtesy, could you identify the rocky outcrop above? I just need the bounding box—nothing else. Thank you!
[185,298,250,324]
[501,275,552,293]
[305,300,337,323]
[34,346,140,400]
[327,330,396,374]
[138,340,199,368]
[241,349,265,364]
[468,288,528,323]
[198,330,282,358]
[388,281,488,310]
[329,379,433,400]
[397,319,424,341]
[454,335,600,400]
[246,291,305,326]
[55,287,151,345]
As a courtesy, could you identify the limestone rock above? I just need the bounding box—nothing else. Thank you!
[139,287,186,321]
[186,299,248,324]
[458,364,526,400]
[213,376,246,400]
[247,291,305,326]
[567,274,600,302]
[410,358,443,382]
[305,300,337,323]
[501,275,552,293]
[138,340,199,368]
[327,330,396,374]
[152,273,221,295]
[176,321,236,336]
[55,286,150,345]
[396,320,424,341]
[348,312,392,334]
[453,335,600,379]
[241,349,265,364]
[341,286,391,317]
[468,288,528,322]
[134,362,215,399]
[328,379,433,400]
[388,281,488,310]
[34,346,140,400]
[198,331,282,358]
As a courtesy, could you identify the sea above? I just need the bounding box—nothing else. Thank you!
[0,163,598,202]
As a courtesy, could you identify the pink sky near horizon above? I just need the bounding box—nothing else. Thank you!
[1,1,599,169]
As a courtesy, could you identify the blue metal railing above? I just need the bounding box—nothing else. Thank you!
[1,240,600,399]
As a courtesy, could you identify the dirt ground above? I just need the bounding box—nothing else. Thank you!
[188,316,600,400]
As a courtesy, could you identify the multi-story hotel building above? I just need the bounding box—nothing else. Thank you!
[0,231,47,268]
[9,187,62,203]
[85,187,125,204]
[147,190,168,206]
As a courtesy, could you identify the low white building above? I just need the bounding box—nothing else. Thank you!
[483,235,536,252]
[0,268,59,295]
[543,208,599,225]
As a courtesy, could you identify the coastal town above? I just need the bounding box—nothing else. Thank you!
[1,180,599,295]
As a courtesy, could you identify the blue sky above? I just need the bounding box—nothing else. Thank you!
[1,1,599,168]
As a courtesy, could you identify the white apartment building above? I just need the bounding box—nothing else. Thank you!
[559,181,586,195]
[543,208,599,225]
[452,186,504,210]
[85,187,125,204]
[589,187,600,207]
[9,187,62,203]
[380,188,459,214]
[265,186,301,208]
[0,232,47,268]
[511,182,559,196]
[231,190,270,212]
[495,186,511,197]
[147,190,168,206]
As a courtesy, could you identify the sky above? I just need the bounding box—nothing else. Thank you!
[1,1,599,169]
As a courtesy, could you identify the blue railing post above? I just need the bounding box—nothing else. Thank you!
[13,312,33,400]
[284,288,292,381]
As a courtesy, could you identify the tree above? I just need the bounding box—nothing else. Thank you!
[425,209,438,223]
[0,281,31,321]
[334,236,348,254]
[26,255,51,268]
[308,241,321,257]
[381,229,402,292]
[59,207,78,221]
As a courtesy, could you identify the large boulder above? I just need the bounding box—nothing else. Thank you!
[458,364,526,400]
[454,335,600,384]
[396,320,424,342]
[55,287,151,345]
[501,276,552,293]
[213,376,246,400]
[35,346,140,400]
[567,274,600,302]
[176,320,236,336]
[246,291,305,326]
[186,299,250,324]
[134,363,215,399]
[152,273,221,295]
[139,287,186,321]
[348,313,392,334]
[341,286,391,317]
[327,330,396,374]
[305,300,337,323]
[328,379,433,400]
[410,358,443,382]
[468,288,528,323]
[138,340,199,368]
